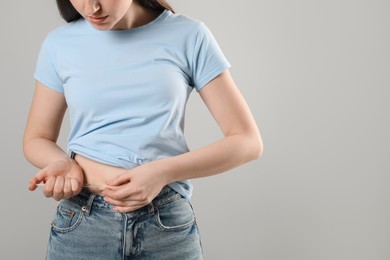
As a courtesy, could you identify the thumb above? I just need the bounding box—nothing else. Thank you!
[107,171,131,186]
[29,168,48,191]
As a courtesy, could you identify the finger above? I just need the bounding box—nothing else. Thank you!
[32,168,49,184]
[43,177,56,198]
[103,194,140,207]
[53,177,65,201]
[107,171,131,186]
[29,168,48,191]
[103,196,127,207]
[71,178,81,194]
[104,191,151,208]
[102,185,134,201]
[29,177,40,191]
[63,177,73,199]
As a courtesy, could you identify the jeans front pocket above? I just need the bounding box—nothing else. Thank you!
[51,200,83,234]
[154,197,195,231]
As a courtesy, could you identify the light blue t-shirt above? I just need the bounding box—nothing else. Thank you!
[34,9,231,199]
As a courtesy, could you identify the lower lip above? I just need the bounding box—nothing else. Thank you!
[89,16,108,25]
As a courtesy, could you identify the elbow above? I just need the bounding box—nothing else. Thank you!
[245,127,264,161]
[23,134,29,158]
[250,133,264,161]
[235,131,263,163]
[232,130,264,163]
[23,136,33,162]
[22,134,42,163]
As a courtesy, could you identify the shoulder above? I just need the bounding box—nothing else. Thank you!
[161,11,208,35]
[42,19,88,46]
[165,11,202,26]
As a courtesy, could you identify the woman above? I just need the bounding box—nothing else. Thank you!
[24,0,263,259]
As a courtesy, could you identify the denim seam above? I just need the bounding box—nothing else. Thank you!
[154,200,196,231]
[153,193,183,207]
[154,212,195,231]
[51,207,84,233]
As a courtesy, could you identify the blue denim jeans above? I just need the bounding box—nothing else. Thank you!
[45,186,203,260]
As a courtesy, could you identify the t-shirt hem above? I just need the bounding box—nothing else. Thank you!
[34,75,64,93]
[195,63,231,92]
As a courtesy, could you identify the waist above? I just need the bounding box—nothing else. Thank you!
[70,152,193,199]
[73,153,130,194]
[68,185,182,214]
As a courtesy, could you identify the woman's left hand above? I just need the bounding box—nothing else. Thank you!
[101,164,167,213]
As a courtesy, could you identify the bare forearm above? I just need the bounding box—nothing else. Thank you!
[23,138,70,169]
[149,134,263,185]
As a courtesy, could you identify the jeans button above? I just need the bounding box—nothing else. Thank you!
[81,206,87,212]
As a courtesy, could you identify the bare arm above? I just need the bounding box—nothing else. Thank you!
[104,70,263,212]
[24,81,83,199]
[147,69,263,182]
[24,81,68,166]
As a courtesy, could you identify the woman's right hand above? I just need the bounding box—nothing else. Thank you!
[29,159,84,201]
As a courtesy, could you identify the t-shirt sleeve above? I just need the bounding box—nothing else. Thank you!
[190,22,231,92]
[34,36,64,93]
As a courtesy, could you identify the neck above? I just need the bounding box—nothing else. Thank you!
[112,2,162,30]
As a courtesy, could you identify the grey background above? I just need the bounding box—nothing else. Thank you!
[1,0,389,259]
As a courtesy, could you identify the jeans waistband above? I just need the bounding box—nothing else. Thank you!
[67,185,183,216]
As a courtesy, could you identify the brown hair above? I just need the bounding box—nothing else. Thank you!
[56,0,174,23]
